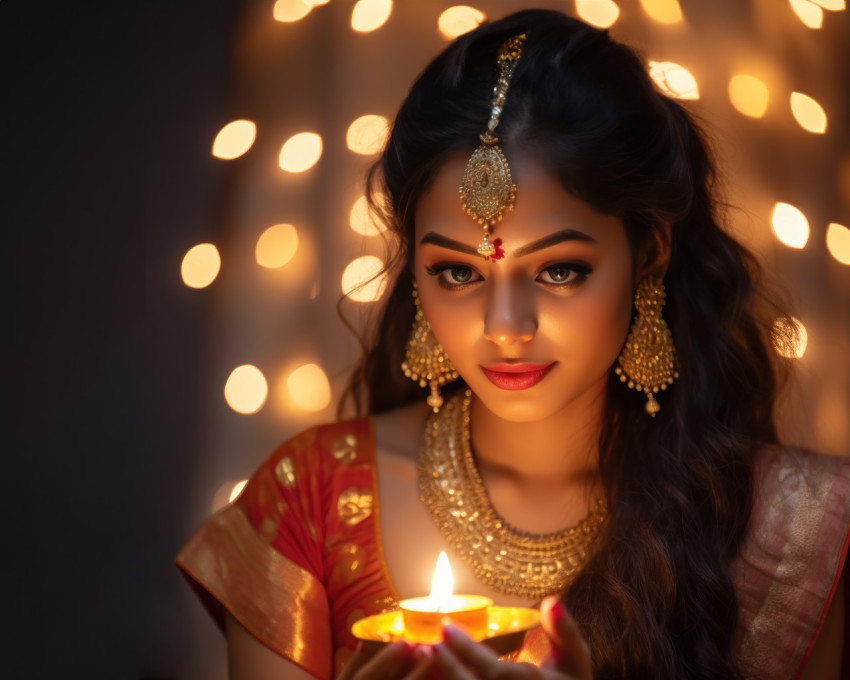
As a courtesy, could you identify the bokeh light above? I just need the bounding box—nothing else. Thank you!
[771,202,810,249]
[212,120,256,160]
[649,61,699,99]
[224,365,269,414]
[229,480,248,502]
[790,92,827,133]
[346,114,389,155]
[256,224,299,269]
[789,0,824,28]
[771,316,808,359]
[181,243,221,289]
[438,6,486,38]
[286,363,332,412]
[810,0,845,8]
[273,0,312,23]
[826,223,850,265]
[351,0,392,32]
[341,255,389,302]
[279,132,323,172]
[304,0,330,5]
[575,0,620,28]
[349,196,385,236]
[640,0,683,24]
[728,74,769,118]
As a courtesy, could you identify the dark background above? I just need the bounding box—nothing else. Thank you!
[4,2,237,677]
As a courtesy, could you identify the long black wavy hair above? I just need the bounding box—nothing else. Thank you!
[343,9,781,678]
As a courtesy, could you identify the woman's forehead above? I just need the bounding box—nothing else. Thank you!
[413,153,625,250]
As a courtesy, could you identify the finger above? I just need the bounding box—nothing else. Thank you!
[403,645,437,680]
[540,597,593,680]
[439,624,501,676]
[349,640,415,680]
[431,641,478,680]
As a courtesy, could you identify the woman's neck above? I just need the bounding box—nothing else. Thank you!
[468,380,604,489]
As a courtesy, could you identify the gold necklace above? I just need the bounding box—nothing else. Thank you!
[418,390,607,599]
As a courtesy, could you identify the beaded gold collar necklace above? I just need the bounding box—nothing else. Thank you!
[418,390,607,599]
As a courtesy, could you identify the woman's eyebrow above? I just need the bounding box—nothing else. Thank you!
[419,228,596,257]
[513,229,596,258]
[419,232,479,255]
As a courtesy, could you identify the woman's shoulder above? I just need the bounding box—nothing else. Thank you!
[259,399,430,471]
[751,443,850,495]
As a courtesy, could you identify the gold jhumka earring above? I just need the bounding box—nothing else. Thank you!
[459,34,526,261]
[401,285,459,412]
[615,278,679,416]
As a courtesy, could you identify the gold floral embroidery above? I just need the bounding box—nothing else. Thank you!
[331,434,358,464]
[337,487,373,526]
[331,543,365,587]
[275,457,296,488]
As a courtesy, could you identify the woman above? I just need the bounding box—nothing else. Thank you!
[178,10,850,679]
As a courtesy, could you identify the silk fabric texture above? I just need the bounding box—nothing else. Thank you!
[177,419,850,679]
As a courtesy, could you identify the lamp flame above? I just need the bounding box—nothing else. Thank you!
[428,551,454,612]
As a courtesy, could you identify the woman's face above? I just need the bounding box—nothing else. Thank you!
[413,153,636,423]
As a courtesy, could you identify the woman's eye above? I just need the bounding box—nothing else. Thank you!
[447,266,474,284]
[537,263,591,286]
[425,264,482,289]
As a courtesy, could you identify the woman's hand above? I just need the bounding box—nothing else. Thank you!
[427,596,593,680]
[338,640,437,680]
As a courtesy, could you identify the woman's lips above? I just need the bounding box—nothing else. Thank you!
[479,362,556,390]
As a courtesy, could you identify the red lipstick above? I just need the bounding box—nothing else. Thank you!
[479,362,556,391]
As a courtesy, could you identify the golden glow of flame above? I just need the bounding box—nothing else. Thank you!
[285,363,332,412]
[438,6,486,38]
[826,223,850,265]
[771,316,808,359]
[790,92,827,133]
[224,365,269,415]
[809,0,845,8]
[212,120,257,160]
[728,74,769,118]
[181,243,221,289]
[304,0,330,5]
[640,0,683,23]
[649,61,699,100]
[346,114,389,155]
[279,132,323,172]
[273,0,312,23]
[229,480,248,503]
[349,196,384,236]
[256,224,299,268]
[341,255,389,302]
[575,0,620,28]
[428,551,454,612]
[789,0,824,28]
[771,202,810,249]
[351,0,392,32]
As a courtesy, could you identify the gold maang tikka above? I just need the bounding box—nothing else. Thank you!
[459,34,526,261]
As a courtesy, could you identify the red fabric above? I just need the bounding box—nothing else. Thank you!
[179,422,850,678]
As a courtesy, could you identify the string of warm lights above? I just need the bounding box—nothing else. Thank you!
[181,0,849,509]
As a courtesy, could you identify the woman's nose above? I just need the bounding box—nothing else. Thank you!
[483,283,537,347]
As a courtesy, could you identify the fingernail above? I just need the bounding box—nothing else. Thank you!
[549,598,566,623]
[413,645,435,662]
[441,623,466,642]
